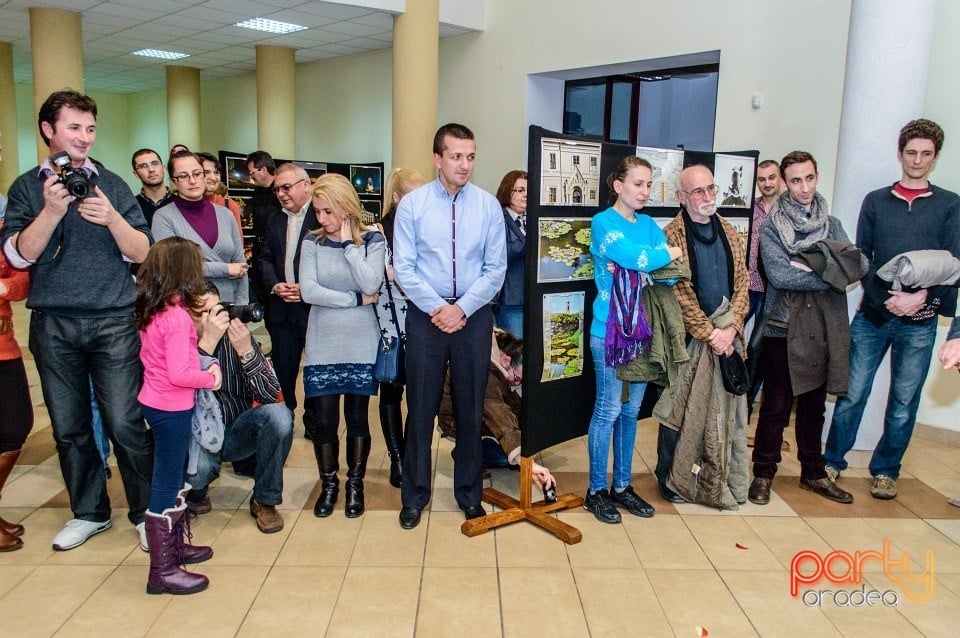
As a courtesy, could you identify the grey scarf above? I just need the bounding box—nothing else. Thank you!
[769,191,830,254]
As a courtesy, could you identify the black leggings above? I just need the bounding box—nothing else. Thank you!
[0,357,33,452]
[304,393,370,445]
[379,381,404,407]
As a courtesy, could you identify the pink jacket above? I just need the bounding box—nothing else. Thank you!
[138,302,216,411]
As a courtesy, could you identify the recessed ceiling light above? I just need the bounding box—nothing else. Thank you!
[236,17,308,34]
[132,49,190,60]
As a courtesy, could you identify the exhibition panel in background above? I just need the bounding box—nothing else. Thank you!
[521,125,758,456]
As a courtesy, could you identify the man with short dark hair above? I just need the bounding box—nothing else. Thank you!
[1,90,154,551]
[824,119,960,499]
[245,150,282,310]
[747,160,782,322]
[186,282,293,533]
[393,123,507,529]
[131,148,173,227]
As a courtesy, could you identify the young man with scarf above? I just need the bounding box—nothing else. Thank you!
[653,164,750,508]
[824,119,960,499]
[749,151,864,506]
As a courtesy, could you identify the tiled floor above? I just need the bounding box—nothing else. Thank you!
[4,301,960,637]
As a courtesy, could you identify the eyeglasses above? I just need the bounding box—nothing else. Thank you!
[511,187,527,194]
[273,178,306,194]
[135,160,162,171]
[171,170,205,183]
[681,184,718,199]
[203,168,220,176]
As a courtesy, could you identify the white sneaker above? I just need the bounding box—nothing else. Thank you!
[136,522,148,552]
[52,518,112,551]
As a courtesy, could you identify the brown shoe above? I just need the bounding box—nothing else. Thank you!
[187,494,211,516]
[748,477,772,505]
[250,499,284,534]
[800,477,853,504]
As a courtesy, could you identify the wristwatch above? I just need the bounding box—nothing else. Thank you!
[239,350,256,364]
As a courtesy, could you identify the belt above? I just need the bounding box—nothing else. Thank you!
[442,297,459,304]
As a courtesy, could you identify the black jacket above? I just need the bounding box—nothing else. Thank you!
[257,204,320,325]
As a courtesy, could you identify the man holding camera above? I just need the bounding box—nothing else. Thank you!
[185,281,293,534]
[1,90,154,551]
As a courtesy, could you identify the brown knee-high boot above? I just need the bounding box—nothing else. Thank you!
[0,450,24,552]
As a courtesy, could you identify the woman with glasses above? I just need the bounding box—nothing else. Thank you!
[197,152,243,233]
[494,170,528,337]
[153,150,249,304]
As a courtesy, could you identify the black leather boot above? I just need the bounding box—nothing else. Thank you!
[378,401,404,488]
[313,441,339,518]
[344,436,370,518]
[655,424,685,503]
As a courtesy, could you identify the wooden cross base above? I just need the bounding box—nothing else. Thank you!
[460,456,584,544]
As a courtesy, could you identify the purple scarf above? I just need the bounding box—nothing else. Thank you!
[604,264,653,366]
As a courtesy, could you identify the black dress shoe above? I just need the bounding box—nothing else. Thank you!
[399,506,422,529]
[658,482,686,504]
[748,477,772,505]
[460,505,486,520]
[800,477,853,504]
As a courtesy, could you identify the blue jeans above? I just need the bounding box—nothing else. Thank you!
[587,335,646,492]
[141,405,192,513]
[823,312,937,479]
[29,312,153,524]
[495,305,524,338]
[90,377,111,469]
[188,403,293,506]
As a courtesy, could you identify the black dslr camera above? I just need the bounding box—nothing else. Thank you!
[51,151,91,198]
[219,302,264,323]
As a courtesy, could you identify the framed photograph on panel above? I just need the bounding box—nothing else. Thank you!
[539,138,602,206]
[541,291,585,382]
[537,217,594,282]
[350,165,382,195]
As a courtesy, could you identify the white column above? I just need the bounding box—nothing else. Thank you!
[828,0,936,453]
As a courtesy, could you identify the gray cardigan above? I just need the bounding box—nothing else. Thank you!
[152,201,248,304]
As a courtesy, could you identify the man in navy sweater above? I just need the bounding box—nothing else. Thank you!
[824,119,960,500]
[1,90,154,551]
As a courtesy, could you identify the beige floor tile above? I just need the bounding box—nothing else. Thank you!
[561,513,640,568]
[811,571,925,638]
[276,511,359,566]
[646,568,758,637]
[276,467,323,511]
[622,514,712,570]
[416,567,502,637]
[206,472,254,510]
[285,435,318,469]
[146,565,270,638]
[862,518,960,573]
[861,570,960,638]
[2,464,70,507]
[745,516,835,570]
[919,477,959,499]
[326,566,421,638]
[237,565,347,637]
[0,565,36,598]
[0,565,113,637]
[720,569,840,637]
[683,515,783,571]
[209,510,292,565]
[927,518,960,545]
[495,515,570,568]
[900,448,960,480]
[351,510,427,566]
[574,567,673,637]
[804,517,898,573]
[55,565,172,636]
[423,511,496,568]
[0,508,70,565]
[0,506,35,526]
[499,567,589,638]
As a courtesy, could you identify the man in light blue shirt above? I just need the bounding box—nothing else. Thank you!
[393,123,507,529]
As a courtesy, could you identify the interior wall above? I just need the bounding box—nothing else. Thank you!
[438,0,852,196]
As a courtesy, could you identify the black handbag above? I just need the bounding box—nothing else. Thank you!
[719,350,750,396]
[372,272,405,384]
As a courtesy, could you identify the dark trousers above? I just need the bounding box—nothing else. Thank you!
[0,357,33,452]
[401,304,493,510]
[266,309,308,411]
[751,337,828,481]
[29,313,153,524]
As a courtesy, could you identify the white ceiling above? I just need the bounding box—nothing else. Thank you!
[0,0,473,94]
